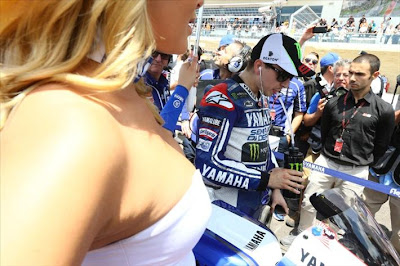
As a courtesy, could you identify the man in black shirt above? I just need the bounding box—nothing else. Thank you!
[363,103,400,253]
[281,53,395,246]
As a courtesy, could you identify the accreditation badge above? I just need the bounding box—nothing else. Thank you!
[270,109,276,121]
[334,138,344,153]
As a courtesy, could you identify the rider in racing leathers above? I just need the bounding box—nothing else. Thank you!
[195,33,315,219]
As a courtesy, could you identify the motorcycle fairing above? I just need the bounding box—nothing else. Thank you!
[194,200,282,265]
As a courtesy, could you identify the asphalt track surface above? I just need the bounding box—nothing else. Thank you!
[270,198,392,253]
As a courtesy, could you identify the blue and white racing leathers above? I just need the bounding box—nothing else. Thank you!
[195,75,277,219]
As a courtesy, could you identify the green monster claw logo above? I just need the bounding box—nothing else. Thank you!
[294,42,302,60]
[249,143,260,161]
[289,162,303,171]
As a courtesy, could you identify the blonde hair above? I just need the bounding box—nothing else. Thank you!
[0,0,161,128]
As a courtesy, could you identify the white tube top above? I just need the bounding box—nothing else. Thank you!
[82,170,211,265]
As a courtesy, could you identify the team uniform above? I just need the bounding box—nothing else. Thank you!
[195,75,277,219]
[269,77,306,131]
[144,72,170,112]
[268,77,306,156]
[144,71,190,132]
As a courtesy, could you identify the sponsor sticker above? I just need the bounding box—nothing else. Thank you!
[204,91,234,110]
[231,92,248,99]
[199,128,218,140]
[244,100,254,107]
[390,188,400,198]
[174,94,184,102]
[241,142,268,162]
[245,230,266,251]
[201,116,222,127]
[197,138,212,152]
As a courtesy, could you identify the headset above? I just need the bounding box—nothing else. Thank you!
[227,42,252,73]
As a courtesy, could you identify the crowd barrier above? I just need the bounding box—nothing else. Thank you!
[273,151,400,199]
[176,123,399,199]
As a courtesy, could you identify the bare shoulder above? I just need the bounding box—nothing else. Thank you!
[1,84,126,264]
[2,84,126,175]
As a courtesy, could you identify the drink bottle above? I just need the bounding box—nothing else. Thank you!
[282,146,304,199]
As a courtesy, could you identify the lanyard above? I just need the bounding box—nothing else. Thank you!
[270,94,279,109]
[341,92,365,138]
[270,88,289,109]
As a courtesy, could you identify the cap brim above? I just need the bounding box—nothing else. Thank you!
[295,63,315,77]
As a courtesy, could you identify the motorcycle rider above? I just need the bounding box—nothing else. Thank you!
[195,33,315,219]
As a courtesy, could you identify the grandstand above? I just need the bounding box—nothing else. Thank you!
[192,0,399,40]
[189,0,400,92]
[194,2,323,38]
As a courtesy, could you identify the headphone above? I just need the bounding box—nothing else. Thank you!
[227,43,252,73]
[258,66,264,97]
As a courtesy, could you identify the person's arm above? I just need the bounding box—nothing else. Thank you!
[373,105,395,160]
[303,97,326,127]
[320,97,333,148]
[395,109,400,125]
[161,85,189,132]
[299,24,316,47]
[270,189,288,214]
[161,57,198,132]
[169,61,182,90]
[1,89,121,265]
[287,80,306,143]
[291,112,304,134]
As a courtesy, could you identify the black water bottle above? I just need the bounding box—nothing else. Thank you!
[282,147,304,199]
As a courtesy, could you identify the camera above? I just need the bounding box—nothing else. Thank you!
[312,26,327,34]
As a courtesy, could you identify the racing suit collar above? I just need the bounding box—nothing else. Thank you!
[232,74,260,102]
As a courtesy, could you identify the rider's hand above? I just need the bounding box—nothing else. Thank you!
[271,189,288,215]
[267,168,304,194]
[178,56,198,90]
[181,120,192,138]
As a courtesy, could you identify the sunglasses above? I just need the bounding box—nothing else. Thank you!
[152,51,171,61]
[264,63,294,82]
[304,58,318,65]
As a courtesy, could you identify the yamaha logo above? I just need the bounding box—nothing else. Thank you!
[173,100,181,108]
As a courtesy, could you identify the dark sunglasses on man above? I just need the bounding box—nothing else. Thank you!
[264,63,294,82]
[152,51,171,61]
[304,58,318,65]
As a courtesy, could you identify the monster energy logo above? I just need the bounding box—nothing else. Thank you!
[249,143,260,161]
[289,162,303,171]
[294,42,302,59]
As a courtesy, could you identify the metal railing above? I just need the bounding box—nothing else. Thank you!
[190,26,400,45]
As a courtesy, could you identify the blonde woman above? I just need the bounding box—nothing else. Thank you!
[0,0,210,265]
